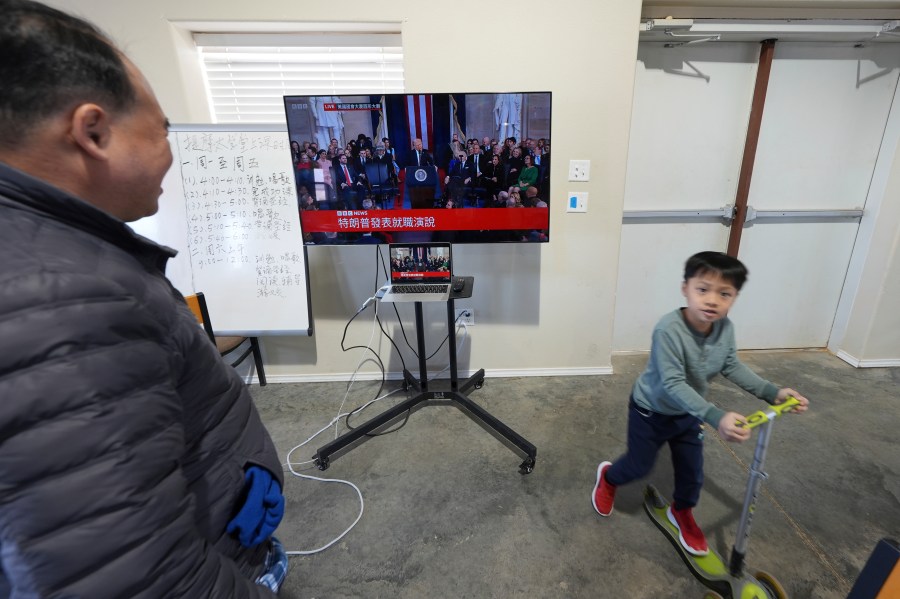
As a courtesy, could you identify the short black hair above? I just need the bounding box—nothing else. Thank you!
[684,251,748,290]
[0,0,136,148]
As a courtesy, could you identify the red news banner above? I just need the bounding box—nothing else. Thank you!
[300,208,549,233]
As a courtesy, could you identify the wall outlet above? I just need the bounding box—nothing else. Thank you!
[455,308,475,326]
[568,159,591,181]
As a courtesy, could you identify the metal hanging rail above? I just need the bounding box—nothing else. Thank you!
[622,205,735,221]
[745,207,864,223]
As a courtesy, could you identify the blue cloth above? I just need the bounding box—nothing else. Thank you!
[227,466,285,548]
[256,536,289,594]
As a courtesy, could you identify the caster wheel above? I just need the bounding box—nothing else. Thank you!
[518,458,535,475]
[474,379,484,389]
[315,456,329,471]
[755,570,787,599]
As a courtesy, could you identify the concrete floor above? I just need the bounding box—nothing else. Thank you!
[252,350,900,599]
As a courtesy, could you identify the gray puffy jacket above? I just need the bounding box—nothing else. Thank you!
[0,162,283,598]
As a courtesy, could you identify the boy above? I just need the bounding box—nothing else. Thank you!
[592,251,809,556]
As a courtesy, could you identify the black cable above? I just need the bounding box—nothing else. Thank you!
[335,247,413,437]
[339,302,386,399]
[343,246,466,435]
[344,394,413,435]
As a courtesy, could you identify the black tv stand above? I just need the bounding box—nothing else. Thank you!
[313,276,537,474]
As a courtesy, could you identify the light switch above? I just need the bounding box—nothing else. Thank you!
[567,192,588,213]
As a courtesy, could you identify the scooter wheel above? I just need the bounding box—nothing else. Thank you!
[755,570,788,599]
[702,593,723,599]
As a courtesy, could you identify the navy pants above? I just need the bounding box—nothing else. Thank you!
[606,398,705,510]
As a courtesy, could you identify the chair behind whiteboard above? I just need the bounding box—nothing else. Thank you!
[184,292,267,386]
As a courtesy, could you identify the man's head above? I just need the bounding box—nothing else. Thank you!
[0,0,136,148]
[413,138,423,151]
[0,0,172,222]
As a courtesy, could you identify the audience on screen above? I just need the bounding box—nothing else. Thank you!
[291,133,551,218]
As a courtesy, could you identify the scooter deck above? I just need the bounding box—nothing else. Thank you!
[643,485,775,599]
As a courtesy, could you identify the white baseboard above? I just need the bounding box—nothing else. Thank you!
[836,350,900,368]
[248,365,614,385]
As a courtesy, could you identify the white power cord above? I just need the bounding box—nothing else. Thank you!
[281,296,386,556]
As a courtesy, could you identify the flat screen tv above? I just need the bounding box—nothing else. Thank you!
[283,92,551,244]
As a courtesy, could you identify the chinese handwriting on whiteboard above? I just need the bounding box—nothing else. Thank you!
[177,132,304,299]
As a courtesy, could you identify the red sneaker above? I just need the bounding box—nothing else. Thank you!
[591,461,616,517]
[667,506,709,556]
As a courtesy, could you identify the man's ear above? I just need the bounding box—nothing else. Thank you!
[69,103,112,161]
[681,280,688,297]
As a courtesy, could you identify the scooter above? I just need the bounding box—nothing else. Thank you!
[643,396,802,599]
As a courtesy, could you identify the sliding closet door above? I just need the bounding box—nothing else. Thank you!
[614,41,900,351]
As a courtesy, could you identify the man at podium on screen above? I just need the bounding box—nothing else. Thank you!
[0,1,287,596]
[406,137,434,168]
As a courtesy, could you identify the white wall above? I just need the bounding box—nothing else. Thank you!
[48,0,900,377]
[49,0,643,380]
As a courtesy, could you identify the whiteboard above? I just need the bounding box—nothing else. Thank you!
[130,125,312,336]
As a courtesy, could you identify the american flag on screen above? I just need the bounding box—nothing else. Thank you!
[405,94,433,149]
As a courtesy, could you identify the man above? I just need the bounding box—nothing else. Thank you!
[373,143,398,182]
[524,185,544,208]
[481,136,492,155]
[355,146,372,173]
[464,143,488,203]
[0,2,286,597]
[327,137,340,158]
[443,152,467,206]
[335,153,366,209]
[406,137,434,168]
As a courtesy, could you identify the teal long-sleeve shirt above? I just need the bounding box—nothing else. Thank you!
[632,309,779,428]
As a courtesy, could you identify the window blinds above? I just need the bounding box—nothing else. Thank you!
[194,32,404,123]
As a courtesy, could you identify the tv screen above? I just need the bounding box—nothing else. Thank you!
[283,92,551,245]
